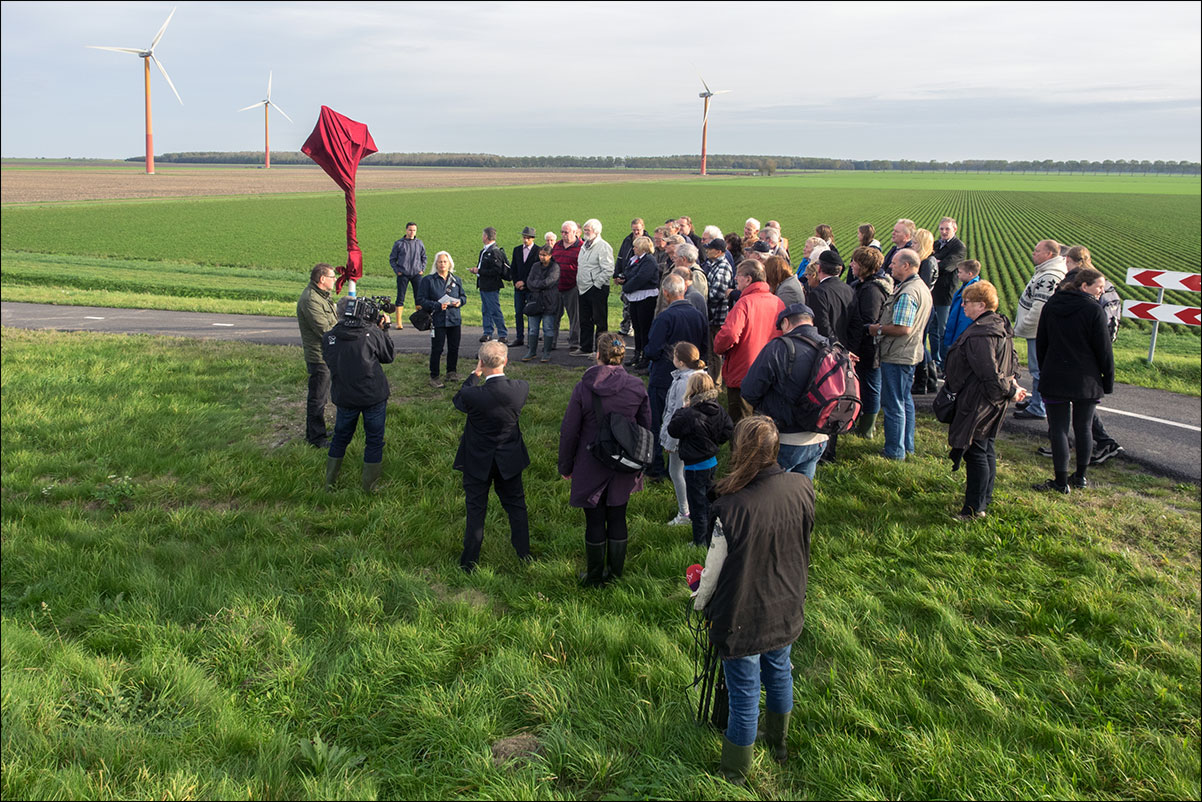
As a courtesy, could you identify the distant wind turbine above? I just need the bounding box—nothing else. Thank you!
[698,75,731,176]
[239,72,293,169]
[87,7,183,175]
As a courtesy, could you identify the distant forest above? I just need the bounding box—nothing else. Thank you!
[136,151,1202,175]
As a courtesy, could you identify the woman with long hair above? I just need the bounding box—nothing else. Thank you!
[690,416,815,784]
[912,228,940,394]
[764,254,805,306]
[417,251,467,389]
[846,246,892,438]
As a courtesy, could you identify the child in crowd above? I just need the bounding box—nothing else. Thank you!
[667,371,733,547]
[942,259,982,361]
[660,342,707,526]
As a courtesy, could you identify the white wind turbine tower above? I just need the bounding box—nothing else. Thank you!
[239,71,293,169]
[698,75,731,176]
[87,7,183,175]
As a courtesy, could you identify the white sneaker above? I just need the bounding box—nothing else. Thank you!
[667,513,691,526]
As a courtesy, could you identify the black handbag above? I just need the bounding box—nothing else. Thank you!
[523,298,543,316]
[586,390,654,474]
[932,384,957,424]
[409,307,433,331]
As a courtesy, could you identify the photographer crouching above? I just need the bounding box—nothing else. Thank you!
[323,295,396,492]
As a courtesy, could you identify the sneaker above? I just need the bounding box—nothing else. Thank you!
[952,507,987,521]
[619,325,633,336]
[1015,399,1030,411]
[569,347,582,355]
[445,371,460,383]
[479,334,492,342]
[1090,442,1124,465]
[428,377,445,389]
[1032,478,1070,494]
[573,350,595,358]
[667,513,691,526]
[1036,445,1054,458]
[1014,409,1046,420]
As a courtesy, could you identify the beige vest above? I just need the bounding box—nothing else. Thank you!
[878,274,932,366]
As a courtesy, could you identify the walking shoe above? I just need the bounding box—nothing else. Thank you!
[1032,478,1070,494]
[445,371,460,383]
[667,513,690,526]
[512,338,525,347]
[952,506,987,521]
[573,349,594,358]
[1070,473,1089,489]
[1090,442,1124,465]
[1036,445,1054,457]
[428,377,445,389]
[479,334,492,342]
[494,338,509,347]
[1014,409,1046,420]
[619,325,633,336]
[569,346,582,355]
[1015,399,1030,411]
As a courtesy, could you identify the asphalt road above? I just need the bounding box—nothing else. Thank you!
[4,301,1200,482]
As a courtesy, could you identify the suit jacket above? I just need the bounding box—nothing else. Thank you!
[453,374,531,481]
[931,236,968,306]
[807,276,855,347]
[511,243,541,287]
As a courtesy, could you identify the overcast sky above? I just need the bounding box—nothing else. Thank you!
[2,1,1199,161]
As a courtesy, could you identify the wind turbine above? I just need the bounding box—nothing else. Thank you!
[239,72,293,169]
[88,7,183,175]
[698,76,731,176]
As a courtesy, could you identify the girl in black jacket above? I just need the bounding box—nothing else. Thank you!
[667,372,733,546]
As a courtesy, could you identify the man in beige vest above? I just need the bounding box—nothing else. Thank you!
[869,249,932,460]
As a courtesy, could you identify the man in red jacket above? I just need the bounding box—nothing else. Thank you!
[712,261,785,423]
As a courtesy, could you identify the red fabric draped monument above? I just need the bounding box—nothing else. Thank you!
[301,106,378,293]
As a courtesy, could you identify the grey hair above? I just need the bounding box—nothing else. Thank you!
[745,217,761,230]
[432,250,455,272]
[762,227,781,244]
[562,220,579,234]
[701,225,723,240]
[478,340,508,368]
[662,274,686,298]
[893,248,920,269]
[583,218,603,236]
[675,243,698,264]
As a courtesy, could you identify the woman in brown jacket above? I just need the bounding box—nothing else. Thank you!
[942,281,1027,519]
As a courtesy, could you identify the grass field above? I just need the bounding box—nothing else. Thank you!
[1,327,1198,799]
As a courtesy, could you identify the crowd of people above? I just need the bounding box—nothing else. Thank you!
[296,213,1122,784]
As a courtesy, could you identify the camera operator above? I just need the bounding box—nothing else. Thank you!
[322,296,395,492]
[297,263,339,447]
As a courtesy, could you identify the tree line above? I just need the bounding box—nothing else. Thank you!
[137,151,1202,175]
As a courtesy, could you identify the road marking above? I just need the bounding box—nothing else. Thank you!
[1097,406,1202,432]
[211,323,235,327]
[84,316,105,320]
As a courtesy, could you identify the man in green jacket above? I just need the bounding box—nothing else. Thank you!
[297,263,339,447]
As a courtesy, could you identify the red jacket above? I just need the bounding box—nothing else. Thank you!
[552,238,582,292]
[712,281,784,388]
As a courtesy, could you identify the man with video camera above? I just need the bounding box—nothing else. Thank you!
[322,295,395,492]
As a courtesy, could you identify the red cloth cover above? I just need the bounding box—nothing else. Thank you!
[301,106,378,292]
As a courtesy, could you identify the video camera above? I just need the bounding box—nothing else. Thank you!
[343,296,397,329]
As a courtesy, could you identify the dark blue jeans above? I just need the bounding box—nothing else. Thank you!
[928,305,950,371]
[395,274,421,307]
[684,466,715,546]
[328,400,386,463]
[480,290,507,338]
[648,384,669,477]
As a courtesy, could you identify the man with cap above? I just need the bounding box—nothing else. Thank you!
[511,226,542,349]
[804,248,855,463]
[740,303,831,479]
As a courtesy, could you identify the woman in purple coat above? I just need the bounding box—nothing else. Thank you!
[558,333,652,587]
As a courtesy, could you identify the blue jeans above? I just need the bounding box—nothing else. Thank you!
[722,644,794,747]
[480,290,507,338]
[648,384,669,476]
[778,441,827,479]
[526,314,557,356]
[1025,338,1045,417]
[880,362,916,460]
[328,400,386,463]
[928,305,950,371]
[857,363,882,417]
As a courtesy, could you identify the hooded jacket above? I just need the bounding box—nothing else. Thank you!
[1035,288,1115,400]
[943,275,981,352]
[667,398,734,465]
[943,310,1020,448]
[1013,255,1067,338]
[558,364,652,508]
[322,319,395,409]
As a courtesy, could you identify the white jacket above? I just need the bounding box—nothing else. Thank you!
[576,236,615,292]
[1013,255,1066,339]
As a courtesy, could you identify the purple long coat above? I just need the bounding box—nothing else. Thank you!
[558,365,652,508]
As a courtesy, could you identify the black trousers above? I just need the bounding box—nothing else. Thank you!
[630,297,656,356]
[684,466,715,546]
[962,438,997,513]
[460,463,530,569]
[579,285,610,354]
[513,287,529,341]
[430,326,461,378]
[583,487,628,546]
[395,274,421,307]
[305,360,330,444]
[1047,399,1097,478]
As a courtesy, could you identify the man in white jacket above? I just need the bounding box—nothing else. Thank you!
[1012,239,1066,420]
[575,218,615,357]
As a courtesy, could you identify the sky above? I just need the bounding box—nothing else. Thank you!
[1,0,1199,162]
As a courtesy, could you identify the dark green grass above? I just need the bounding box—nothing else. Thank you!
[2,327,1198,800]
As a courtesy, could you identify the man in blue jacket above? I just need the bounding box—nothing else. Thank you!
[942,259,981,360]
[644,274,708,478]
[389,222,426,328]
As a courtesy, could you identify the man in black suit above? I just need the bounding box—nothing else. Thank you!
[930,216,968,373]
[805,249,855,464]
[511,226,541,348]
[453,340,532,573]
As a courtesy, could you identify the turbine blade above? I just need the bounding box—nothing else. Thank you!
[87,46,143,54]
[269,101,293,123]
[151,7,177,50]
[238,102,263,112]
[698,73,711,95]
[267,70,272,100]
[151,56,183,104]
[714,90,732,95]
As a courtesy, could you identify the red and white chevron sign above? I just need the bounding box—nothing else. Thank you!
[1123,300,1201,326]
[1125,269,1202,292]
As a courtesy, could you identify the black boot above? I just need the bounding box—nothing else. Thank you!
[624,349,642,367]
[579,542,606,587]
[603,538,627,583]
[912,362,929,395]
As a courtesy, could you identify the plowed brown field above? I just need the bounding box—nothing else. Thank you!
[0,163,691,204]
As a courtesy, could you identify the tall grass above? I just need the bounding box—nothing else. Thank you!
[1,327,1199,800]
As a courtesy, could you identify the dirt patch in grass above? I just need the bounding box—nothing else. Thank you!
[1,164,692,204]
[491,733,544,767]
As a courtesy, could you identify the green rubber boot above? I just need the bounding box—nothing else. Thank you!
[719,735,753,785]
[361,461,383,493]
[763,710,790,763]
[324,457,343,490]
[855,412,877,439]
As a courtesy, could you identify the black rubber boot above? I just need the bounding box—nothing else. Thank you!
[763,710,790,763]
[579,542,606,587]
[719,735,753,785]
[603,538,627,583]
[324,457,343,490]
[361,461,383,493]
[912,362,929,395]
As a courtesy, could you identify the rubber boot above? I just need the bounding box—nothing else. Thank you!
[719,735,753,785]
[361,461,383,493]
[603,538,627,583]
[542,333,554,362]
[763,710,790,763]
[912,361,929,395]
[855,412,877,439]
[579,542,606,588]
[324,457,343,490]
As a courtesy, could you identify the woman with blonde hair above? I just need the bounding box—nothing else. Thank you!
[660,342,709,528]
[796,236,828,276]
[667,371,733,547]
[690,416,815,784]
[912,228,940,394]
